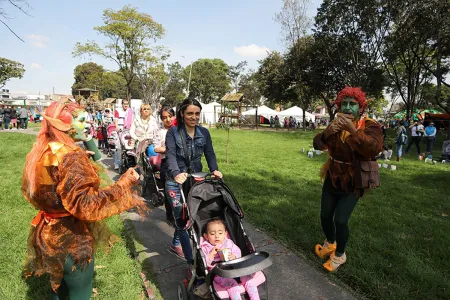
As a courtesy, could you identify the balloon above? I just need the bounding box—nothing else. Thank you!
[147,144,158,157]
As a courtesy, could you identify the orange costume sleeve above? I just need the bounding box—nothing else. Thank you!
[56,151,142,221]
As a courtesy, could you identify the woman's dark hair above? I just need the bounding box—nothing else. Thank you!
[176,98,202,129]
[159,105,175,120]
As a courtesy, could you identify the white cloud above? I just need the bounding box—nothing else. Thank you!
[233,44,270,57]
[31,63,42,69]
[26,34,50,48]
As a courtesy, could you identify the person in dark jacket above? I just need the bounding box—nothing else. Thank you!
[3,106,11,129]
[165,98,222,267]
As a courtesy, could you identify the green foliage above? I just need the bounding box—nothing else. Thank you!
[73,5,165,99]
[255,51,289,105]
[228,60,248,92]
[0,57,25,88]
[238,71,262,107]
[184,58,231,103]
[161,62,186,107]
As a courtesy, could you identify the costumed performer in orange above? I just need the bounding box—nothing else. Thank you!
[313,87,383,272]
[22,100,147,300]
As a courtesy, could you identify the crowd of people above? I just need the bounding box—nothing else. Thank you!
[377,118,438,162]
[0,105,33,130]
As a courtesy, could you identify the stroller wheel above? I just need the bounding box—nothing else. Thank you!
[150,193,160,207]
[177,281,189,300]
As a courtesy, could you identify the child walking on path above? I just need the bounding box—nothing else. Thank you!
[200,218,260,300]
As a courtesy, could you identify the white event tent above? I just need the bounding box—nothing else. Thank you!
[201,101,221,124]
[242,105,278,120]
[278,106,315,122]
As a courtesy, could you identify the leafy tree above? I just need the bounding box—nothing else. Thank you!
[255,51,289,105]
[312,0,387,119]
[73,5,165,100]
[228,61,248,92]
[238,71,262,107]
[161,62,186,107]
[399,0,450,114]
[136,49,169,108]
[184,58,231,103]
[0,57,25,88]
[71,62,105,96]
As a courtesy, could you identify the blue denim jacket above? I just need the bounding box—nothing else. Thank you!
[165,124,219,178]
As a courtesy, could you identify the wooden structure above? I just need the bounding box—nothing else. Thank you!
[75,88,100,110]
[220,93,244,126]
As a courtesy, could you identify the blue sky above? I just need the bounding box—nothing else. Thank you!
[0,0,321,95]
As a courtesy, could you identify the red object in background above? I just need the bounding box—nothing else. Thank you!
[96,128,104,140]
[172,118,178,126]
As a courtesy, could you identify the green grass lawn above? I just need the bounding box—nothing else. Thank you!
[0,133,145,299]
[208,127,450,300]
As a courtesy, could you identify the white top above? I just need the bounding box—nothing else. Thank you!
[158,127,168,159]
[130,115,161,144]
[411,124,424,137]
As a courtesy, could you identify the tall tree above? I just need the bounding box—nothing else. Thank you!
[313,0,387,119]
[0,57,25,88]
[161,62,186,107]
[228,61,248,92]
[238,71,262,107]
[184,58,231,103]
[399,0,450,114]
[255,51,289,105]
[274,0,314,128]
[136,48,169,108]
[73,5,165,100]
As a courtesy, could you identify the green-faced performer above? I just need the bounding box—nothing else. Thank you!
[313,87,383,272]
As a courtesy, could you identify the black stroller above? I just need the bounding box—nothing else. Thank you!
[177,174,272,300]
[140,152,165,206]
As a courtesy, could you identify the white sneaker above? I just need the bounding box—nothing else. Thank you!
[114,164,119,170]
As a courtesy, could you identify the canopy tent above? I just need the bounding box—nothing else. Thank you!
[278,106,316,122]
[201,101,221,124]
[242,105,278,119]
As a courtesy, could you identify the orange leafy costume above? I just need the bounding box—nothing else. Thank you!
[22,101,146,292]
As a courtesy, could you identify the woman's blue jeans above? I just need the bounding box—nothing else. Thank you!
[396,143,403,158]
[165,179,193,265]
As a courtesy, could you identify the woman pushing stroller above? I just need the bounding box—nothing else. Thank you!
[165,98,222,266]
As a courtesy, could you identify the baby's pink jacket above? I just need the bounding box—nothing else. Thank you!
[200,237,242,270]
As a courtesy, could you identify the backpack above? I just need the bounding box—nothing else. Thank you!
[398,128,408,145]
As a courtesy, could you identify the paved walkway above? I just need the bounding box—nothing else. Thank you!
[100,154,357,300]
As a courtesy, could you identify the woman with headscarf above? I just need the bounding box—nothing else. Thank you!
[22,100,147,299]
[313,87,383,272]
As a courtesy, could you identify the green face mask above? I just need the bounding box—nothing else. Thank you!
[340,97,360,119]
[70,110,87,141]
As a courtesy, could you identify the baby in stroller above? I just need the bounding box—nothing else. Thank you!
[201,218,261,300]
[178,177,271,300]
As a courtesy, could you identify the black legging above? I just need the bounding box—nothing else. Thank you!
[405,136,421,154]
[320,177,359,254]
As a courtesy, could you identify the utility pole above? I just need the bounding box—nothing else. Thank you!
[187,63,193,95]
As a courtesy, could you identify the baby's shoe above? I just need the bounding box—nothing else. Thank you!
[315,240,336,259]
[323,252,346,272]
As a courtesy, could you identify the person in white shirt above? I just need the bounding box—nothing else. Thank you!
[113,99,133,170]
[405,120,424,155]
[130,103,162,164]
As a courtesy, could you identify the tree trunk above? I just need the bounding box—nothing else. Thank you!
[226,129,230,164]
[302,109,306,131]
